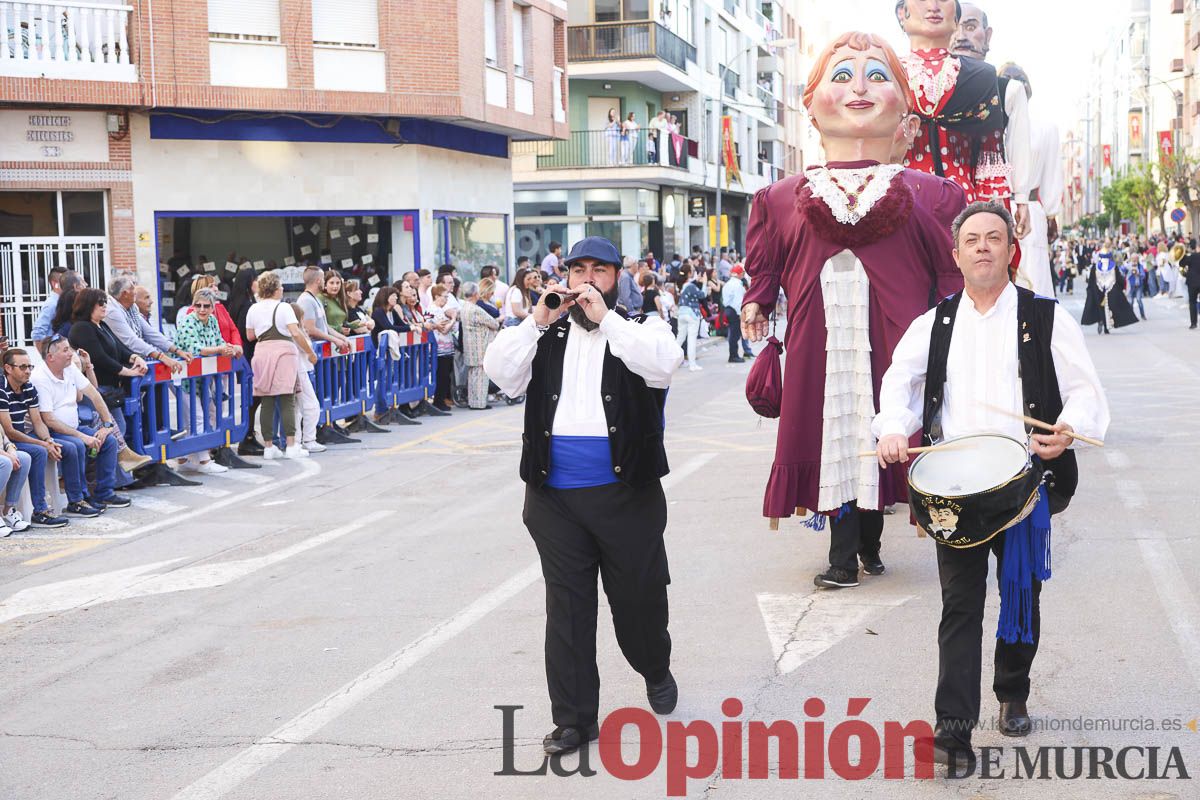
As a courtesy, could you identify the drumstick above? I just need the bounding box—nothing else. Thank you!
[982,404,1105,448]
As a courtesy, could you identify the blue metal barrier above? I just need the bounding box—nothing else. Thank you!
[311,334,376,425]
[123,356,252,463]
[373,330,437,414]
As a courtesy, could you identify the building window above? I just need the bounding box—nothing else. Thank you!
[207,0,280,41]
[434,212,508,282]
[593,0,649,22]
[312,0,379,47]
[512,4,527,76]
[485,0,499,65]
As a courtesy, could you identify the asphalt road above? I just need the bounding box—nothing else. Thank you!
[1,292,1197,799]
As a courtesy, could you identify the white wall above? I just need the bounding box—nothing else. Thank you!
[128,114,514,286]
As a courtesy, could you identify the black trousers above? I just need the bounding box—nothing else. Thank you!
[827,506,884,572]
[934,532,1041,745]
[1189,284,1200,327]
[523,480,672,728]
[434,354,454,405]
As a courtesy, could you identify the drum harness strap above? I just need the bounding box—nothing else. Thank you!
[920,287,1062,644]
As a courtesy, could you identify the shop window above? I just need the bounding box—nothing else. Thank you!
[515,190,569,217]
[435,212,508,283]
[584,189,622,216]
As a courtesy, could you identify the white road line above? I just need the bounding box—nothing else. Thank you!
[101,459,320,541]
[212,470,271,485]
[169,452,715,800]
[179,486,232,498]
[169,562,544,800]
[0,511,393,625]
[1137,538,1200,690]
[1104,449,1132,470]
[131,496,188,514]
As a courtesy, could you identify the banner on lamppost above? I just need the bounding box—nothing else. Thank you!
[1129,111,1144,151]
[1102,144,1112,170]
[721,115,742,188]
[1159,130,1175,159]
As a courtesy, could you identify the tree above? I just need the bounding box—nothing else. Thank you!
[1161,149,1200,236]
[1125,161,1167,235]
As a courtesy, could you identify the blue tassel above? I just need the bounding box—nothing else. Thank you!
[801,512,827,532]
[997,487,1052,645]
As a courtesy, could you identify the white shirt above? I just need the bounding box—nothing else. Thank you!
[30,363,90,431]
[483,312,684,437]
[492,280,510,316]
[872,283,1109,444]
[1028,110,1063,219]
[245,299,299,338]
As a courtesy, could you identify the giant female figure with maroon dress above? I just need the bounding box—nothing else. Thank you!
[741,31,966,589]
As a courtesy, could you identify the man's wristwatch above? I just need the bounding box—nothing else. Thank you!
[101,421,116,429]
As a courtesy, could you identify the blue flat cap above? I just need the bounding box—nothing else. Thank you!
[562,236,622,268]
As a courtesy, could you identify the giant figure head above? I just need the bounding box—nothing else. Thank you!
[804,32,917,161]
[895,0,961,47]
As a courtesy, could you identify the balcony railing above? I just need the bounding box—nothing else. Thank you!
[723,67,740,98]
[1,0,136,81]
[516,129,696,170]
[757,159,783,182]
[568,21,696,72]
[553,65,566,123]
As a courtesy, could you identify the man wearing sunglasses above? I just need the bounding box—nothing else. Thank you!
[0,347,70,527]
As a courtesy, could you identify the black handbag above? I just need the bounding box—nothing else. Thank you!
[98,383,127,410]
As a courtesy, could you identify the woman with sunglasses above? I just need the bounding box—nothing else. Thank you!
[173,288,242,474]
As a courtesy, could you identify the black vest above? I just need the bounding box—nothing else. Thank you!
[519,318,669,490]
[921,287,1078,514]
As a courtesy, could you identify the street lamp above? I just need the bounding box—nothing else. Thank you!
[711,37,796,260]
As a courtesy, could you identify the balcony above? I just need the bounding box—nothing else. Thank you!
[515,128,697,171]
[0,0,136,81]
[568,21,696,72]
[723,67,740,98]
[724,0,739,15]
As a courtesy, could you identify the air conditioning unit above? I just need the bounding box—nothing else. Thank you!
[1172,58,1186,72]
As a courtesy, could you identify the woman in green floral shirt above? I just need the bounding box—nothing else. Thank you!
[173,288,242,475]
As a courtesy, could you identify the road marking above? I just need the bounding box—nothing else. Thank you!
[374,412,516,456]
[170,452,714,800]
[213,470,271,485]
[21,539,105,566]
[1115,481,1146,510]
[131,496,187,514]
[180,485,232,498]
[757,591,913,675]
[1104,449,1132,470]
[0,510,392,625]
[1138,538,1200,690]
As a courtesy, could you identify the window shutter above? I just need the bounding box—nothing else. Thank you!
[312,0,379,47]
[484,0,497,64]
[208,0,280,38]
[511,6,525,74]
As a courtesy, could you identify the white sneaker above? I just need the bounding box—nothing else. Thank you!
[0,524,12,538]
[2,509,30,532]
[284,445,309,459]
[302,441,327,453]
[197,460,229,475]
[262,445,284,460]
[688,363,703,372]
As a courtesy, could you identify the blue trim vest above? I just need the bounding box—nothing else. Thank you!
[519,318,670,490]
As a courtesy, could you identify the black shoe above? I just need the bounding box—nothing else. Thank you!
[31,511,69,528]
[727,356,745,363]
[398,405,420,419]
[469,404,494,411]
[924,725,976,775]
[742,352,755,360]
[542,723,599,756]
[859,552,885,576]
[1190,324,1197,329]
[94,494,131,508]
[646,671,678,714]
[813,566,859,589]
[505,395,525,406]
[421,400,452,416]
[999,700,1032,737]
[65,501,102,518]
[238,438,265,457]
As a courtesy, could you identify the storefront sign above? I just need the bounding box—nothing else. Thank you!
[0,110,110,162]
[689,196,707,219]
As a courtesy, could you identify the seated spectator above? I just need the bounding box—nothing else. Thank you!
[245,272,318,459]
[0,348,70,528]
[343,280,375,337]
[173,288,240,474]
[32,337,131,515]
[178,275,242,346]
[67,289,148,427]
[49,272,88,341]
[133,286,155,323]
[0,423,32,536]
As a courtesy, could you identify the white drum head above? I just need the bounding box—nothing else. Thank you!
[908,434,1029,497]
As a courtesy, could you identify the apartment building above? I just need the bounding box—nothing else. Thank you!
[0,0,568,342]
[511,0,803,262]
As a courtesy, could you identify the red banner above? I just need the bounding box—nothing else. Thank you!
[1159,130,1175,159]
[1129,112,1144,150]
[1102,144,1112,170]
[721,115,742,188]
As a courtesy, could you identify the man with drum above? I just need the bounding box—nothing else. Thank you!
[873,201,1109,770]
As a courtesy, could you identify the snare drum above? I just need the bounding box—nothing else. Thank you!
[907,434,1043,549]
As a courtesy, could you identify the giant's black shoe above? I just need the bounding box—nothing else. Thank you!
[543,723,599,756]
[859,551,885,576]
[813,566,859,589]
[646,671,678,714]
[999,700,1032,737]
[924,724,976,777]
